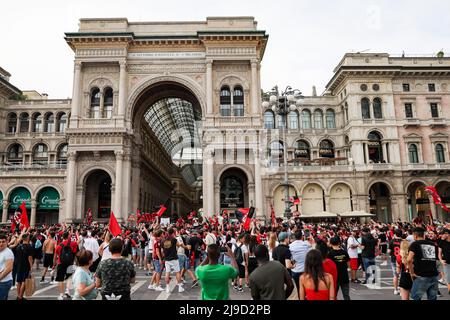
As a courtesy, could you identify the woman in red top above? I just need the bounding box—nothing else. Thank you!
[299,249,335,300]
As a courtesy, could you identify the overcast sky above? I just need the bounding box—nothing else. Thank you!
[1,0,449,98]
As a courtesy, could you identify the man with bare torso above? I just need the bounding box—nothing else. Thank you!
[40,231,56,284]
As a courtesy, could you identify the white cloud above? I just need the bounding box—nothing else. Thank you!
[1,0,448,98]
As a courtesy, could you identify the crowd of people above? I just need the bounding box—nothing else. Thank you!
[0,213,449,301]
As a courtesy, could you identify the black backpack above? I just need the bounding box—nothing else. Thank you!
[60,242,75,266]
[234,244,244,265]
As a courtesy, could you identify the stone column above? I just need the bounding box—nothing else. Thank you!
[122,153,132,219]
[382,143,388,162]
[214,184,220,216]
[114,150,124,221]
[131,161,141,213]
[254,149,264,218]
[251,59,259,115]
[65,151,78,223]
[428,195,437,221]
[118,60,128,118]
[202,155,209,215]
[207,152,215,217]
[364,143,369,163]
[70,61,82,124]
[206,60,213,115]
[30,199,37,227]
[2,200,8,223]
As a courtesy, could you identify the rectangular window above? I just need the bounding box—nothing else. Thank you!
[220,105,231,117]
[405,103,413,118]
[402,83,410,92]
[428,83,436,92]
[430,103,439,118]
[233,104,244,117]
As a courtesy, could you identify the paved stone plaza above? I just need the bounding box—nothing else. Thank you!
[8,256,449,301]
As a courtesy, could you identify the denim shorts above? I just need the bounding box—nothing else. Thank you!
[152,259,163,273]
[178,255,189,270]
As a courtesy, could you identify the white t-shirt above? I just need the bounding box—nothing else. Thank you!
[100,242,112,261]
[347,236,359,259]
[204,233,217,246]
[406,235,414,244]
[240,244,248,266]
[176,236,186,256]
[83,237,100,261]
[0,248,14,283]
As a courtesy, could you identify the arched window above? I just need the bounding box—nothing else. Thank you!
[7,144,23,164]
[103,87,113,118]
[368,131,383,163]
[373,98,383,119]
[19,113,29,133]
[264,110,275,129]
[319,140,335,158]
[269,141,284,165]
[361,98,370,119]
[7,113,17,133]
[294,140,310,160]
[32,113,43,132]
[277,115,285,129]
[33,144,48,165]
[436,144,445,163]
[220,86,231,117]
[44,113,55,133]
[326,109,336,129]
[302,109,311,129]
[289,111,299,129]
[57,144,68,165]
[57,113,67,133]
[233,86,244,116]
[90,88,101,118]
[314,109,323,129]
[408,144,419,164]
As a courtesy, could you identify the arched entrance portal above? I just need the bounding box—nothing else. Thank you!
[84,170,112,220]
[36,187,60,225]
[435,181,450,222]
[369,183,392,222]
[407,182,430,221]
[220,168,249,211]
[130,81,203,217]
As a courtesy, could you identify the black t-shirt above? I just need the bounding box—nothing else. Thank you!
[389,238,402,260]
[409,239,438,277]
[328,249,350,284]
[161,237,178,261]
[439,240,450,262]
[361,236,377,258]
[187,236,203,259]
[378,233,387,243]
[16,243,33,273]
[272,244,292,268]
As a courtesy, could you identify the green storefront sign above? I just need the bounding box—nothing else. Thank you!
[9,188,31,210]
[38,188,60,210]
[0,192,3,209]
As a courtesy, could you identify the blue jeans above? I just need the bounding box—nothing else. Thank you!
[0,280,13,300]
[411,276,439,300]
[362,257,376,282]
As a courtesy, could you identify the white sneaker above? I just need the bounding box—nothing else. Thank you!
[148,284,155,290]
[165,286,170,294]
[394,289,400,295]
[178,285,185,293]
[57,295,64,300]
[154,285,164,291]
[49,281,57,285]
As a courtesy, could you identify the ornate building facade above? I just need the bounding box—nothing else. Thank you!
[0,17,449,224]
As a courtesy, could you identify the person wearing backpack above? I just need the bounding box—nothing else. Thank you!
[232,233,247,293]
[54,231,78,300]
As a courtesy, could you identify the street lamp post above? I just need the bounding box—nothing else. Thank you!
[266,86,303,219]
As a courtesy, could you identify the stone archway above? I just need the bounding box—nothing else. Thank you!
[83,170,112,220]
[407,181,430,221]
[219,168,249,212]
[369,182,392,222]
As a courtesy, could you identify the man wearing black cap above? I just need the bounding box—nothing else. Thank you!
[407,227,439,300]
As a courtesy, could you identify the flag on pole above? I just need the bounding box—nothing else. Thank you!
[270,203,276,227]
[85,208,93,226]
[243,207,255,231]
[19,202,30,230]
[290,195,301,206]
[425,186,450,212]
[238,208,250,215]
[157,198,170,217]
[11,211,21,233]
[109,211,122,237]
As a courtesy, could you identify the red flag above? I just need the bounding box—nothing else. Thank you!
[243,207,255,231]
[11,211,21,233]
[270,203,276,227]
[425,186,450,213]
[19,202,30,229]
[109,211,122,237]
[290,196,300,206]
[238,208,250,215]
[156,205,167,217]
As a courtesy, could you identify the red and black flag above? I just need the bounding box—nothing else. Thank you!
[243,207,255,231]
[425,186,450,213]
[156,198,171,217]
[290,195,300,206]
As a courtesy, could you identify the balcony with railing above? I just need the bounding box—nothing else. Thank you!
[403,118,421,128]
[0,161,67,174]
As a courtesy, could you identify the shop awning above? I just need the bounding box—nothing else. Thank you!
[338,210,376,218]
[8,187,31,210]
[299,211,338,219]
[38,187,60,210]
